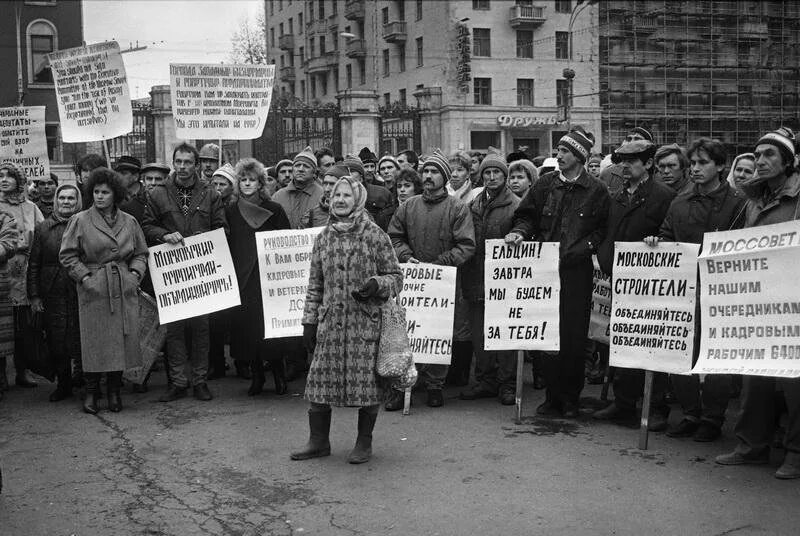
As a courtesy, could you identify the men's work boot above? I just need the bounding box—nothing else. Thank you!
[384,389,404,411]
[291,409,332,460]
[83,373,100,415]
[775,452,800,480]
[248,360,265,396]
[158,384,188,402]
[348,408,378,464]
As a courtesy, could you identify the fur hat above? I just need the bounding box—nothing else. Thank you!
[293,146,317,169]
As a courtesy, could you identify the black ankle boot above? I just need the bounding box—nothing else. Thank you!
[248,360,265,396]
[83,373,100,414]
[271,359,288,395]
[49,374,73,402]
[107,372,123,412]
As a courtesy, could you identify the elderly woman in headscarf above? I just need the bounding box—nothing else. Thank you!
[0,161,44,389]
[226,157,292,395]
[292,175,403,465]
[60,168,148,414]
[28,184,83,402]
[726,152,757,197]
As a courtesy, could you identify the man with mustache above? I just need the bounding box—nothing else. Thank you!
[387,150,476,409]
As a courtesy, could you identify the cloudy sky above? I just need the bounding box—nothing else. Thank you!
[83,0,264,99]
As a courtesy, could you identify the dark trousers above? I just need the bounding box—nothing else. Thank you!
[85,371,122,393]
[469,301,516,393]
[735,376,800,455]
[613,369,669,416]
[208,309,231,372]
[166,315,209,388]
[543,260,593,406]
[671,374,731,427]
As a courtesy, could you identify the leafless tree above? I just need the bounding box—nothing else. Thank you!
[230,13,267,64]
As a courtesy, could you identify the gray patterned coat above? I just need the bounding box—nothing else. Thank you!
[302,214,403,406]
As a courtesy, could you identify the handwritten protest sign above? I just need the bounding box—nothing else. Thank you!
[589,256,611,344]
[257,227,324,339]
[47,41,132,142]
[148,229,239,324]
[484,240,560,351]
[609,242,699,374]
[399,263,457,365]
[0,106,50,180]
[694,221,800,378]
[170,63,275,139]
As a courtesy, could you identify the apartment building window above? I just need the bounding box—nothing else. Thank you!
[270,28,275,47]
[473,28,491,57]
[556,79,572,107]
[299,46,305,63]
[27,20,56,84]
[474,77,492,105]
[398,45,406,72]
[555,31,569,60]
[321,73,328,95]
[358,58,366,84]
[278,0,283,9]
[310,37,315,56]
[516,30,533,58]
[398,0,405,20]
[416,0,423,20]
[555,0,571,13]
[333,32,339,50]
[309,1,314,20]
[382,7,389,25]
[300,80,306,100]
[280,55,285,68]
[517,79,534,106]
[319,0,325,19]
[270,1,274,15]
[289,50,294,66]
[346,64,353,88]
[473,0,490,9]
[399,89,407,106]
[383,48,390,76]
[311,77,317,99]
[384,93,391,108]
[416,37,423,66]
[279,22,284,36]
[320,35,326,54]
[332,0,338,15]
[289,18,293,34]
[299,12,303,32]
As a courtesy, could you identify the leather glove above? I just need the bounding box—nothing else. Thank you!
[303,323,318,355]
[351,278,379,302]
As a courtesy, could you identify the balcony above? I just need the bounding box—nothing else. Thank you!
[508,5,546,29]
[309,18,328,35]
[280,66,296,81]
[344,0,365,20]
[345,38,367,58]
[278,34,294,50]
[740,21,769,39]
[306,52,338,74]
[382,21,407,43]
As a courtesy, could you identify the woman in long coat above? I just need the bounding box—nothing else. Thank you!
[60,168,148,414]
[0,161,44,388]
[0,212,18,402]
[291,175,403,464]
[28,184,83,402]
[226,158,292,395]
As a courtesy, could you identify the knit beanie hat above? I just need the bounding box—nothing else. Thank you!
[630,126,654,142]
[342,154,365,176]
[212,163,237,186]
[275,159,293,174]
[558,130,594,164]
[0,161,26,190]
[422,149,452,182]
[358,147,378,164]
[587,154,603,166]
[324,164,352,180]
[378,154,399,170]
[293,145,317,170]
[479,152,509,177]
[756,126,796,163]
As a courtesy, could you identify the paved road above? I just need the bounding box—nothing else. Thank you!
[1,369,799,536]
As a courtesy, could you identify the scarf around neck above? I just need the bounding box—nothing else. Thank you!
[237,192,272,229]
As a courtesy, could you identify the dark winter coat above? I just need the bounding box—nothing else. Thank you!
[120,185,149,225]
[597,178,676,275]
[272,180,324,229]
[511,168,610,268]
[387,191,475,267]
[744,172,800,228]
[462,187,520,303]
[659,180,747,243]
[141,173,227,244]
[300,202,330,228]
[60,207,149,372]
[364,182,394,230]
[302,214,403,406]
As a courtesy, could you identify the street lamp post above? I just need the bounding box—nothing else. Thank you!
[562,67,575,130]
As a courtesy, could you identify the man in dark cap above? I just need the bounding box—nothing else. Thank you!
[591,140,676,430]
[115,155,149,222]
[600,126,654,194]
[35,172,58,217]
[506,129,610,418]
[387,149,476,409]
[141,162,170,193]
[358,147,379,184]
[198,143,221,182]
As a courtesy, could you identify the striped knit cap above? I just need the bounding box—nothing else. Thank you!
[756,126,796,161]
[479,152,509,177]
[293,145,317,170]
[558,130,594,164]
[378,154,399,170]
[421,149,451,182]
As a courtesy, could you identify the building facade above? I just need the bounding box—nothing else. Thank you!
[600,0,800,155]
[0,0,84,176]
[266,0,602,157]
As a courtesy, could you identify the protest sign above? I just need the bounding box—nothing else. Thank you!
[148,229,239,324]
[170,63,275,139]
[256,227,324,339]
[609,242,699,374]
[589,256,611,344]
[0,106,50,181]
[694,221,800,378]
[399,263,457,365]
[484,240,560,351]
[47,41,132,142]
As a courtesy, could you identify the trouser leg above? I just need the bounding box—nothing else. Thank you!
[188,315,210,385]
[418,363,448,390]
[700,374,732,427]
[496,350,517,393]
[469,301,496,392]
[166,321,190,388]
[779,378,800,454]
[671,374,702,422]
[556,262,593,406]
[734,375,776,455]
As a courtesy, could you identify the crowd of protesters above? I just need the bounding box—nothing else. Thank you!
[1,123,799,476]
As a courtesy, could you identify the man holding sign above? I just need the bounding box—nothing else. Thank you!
[142,142,227,403]
[506,129,610,418]
[715,127,800,478]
